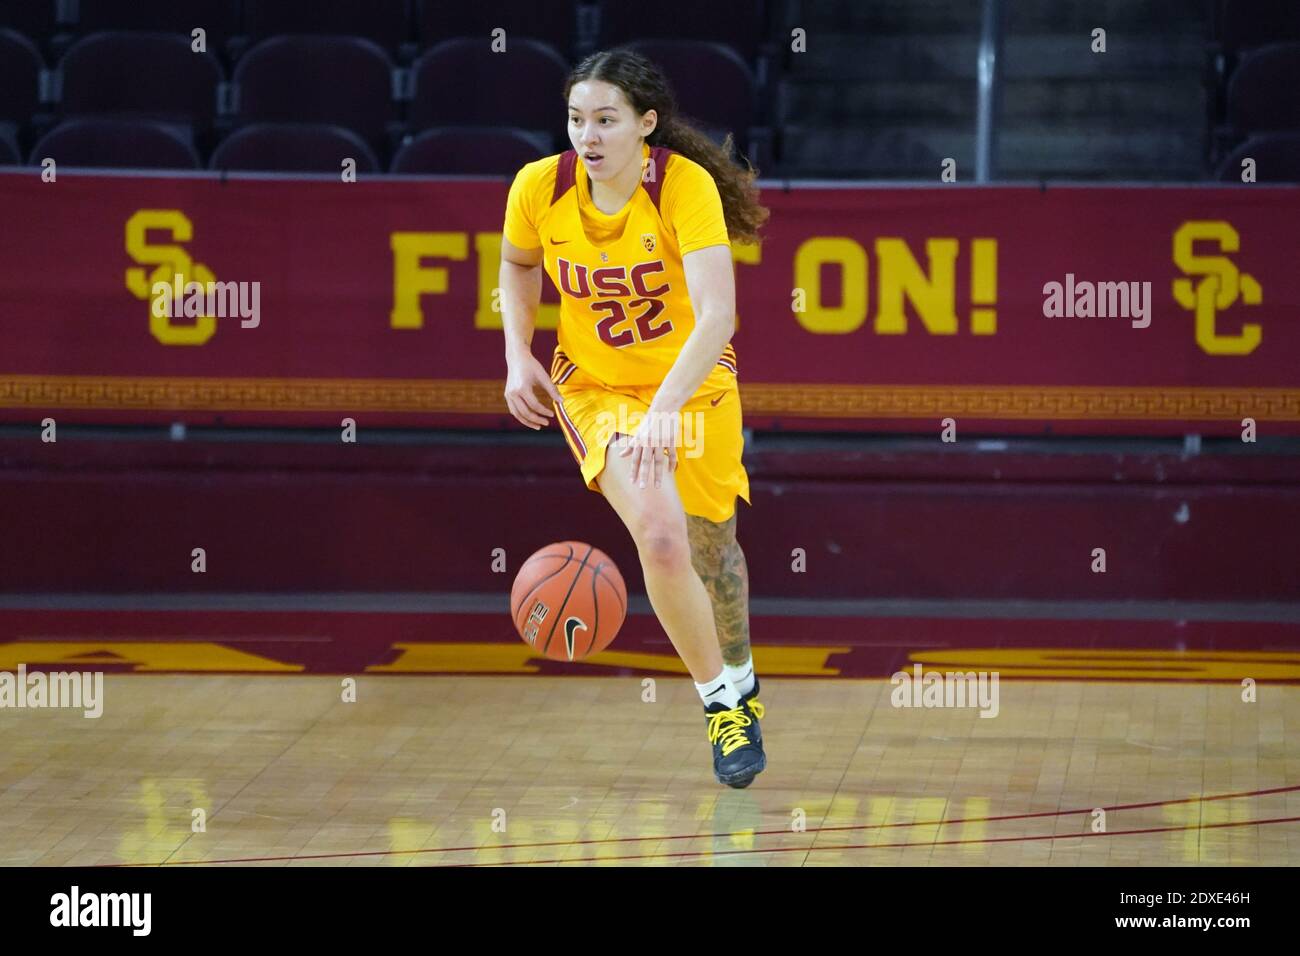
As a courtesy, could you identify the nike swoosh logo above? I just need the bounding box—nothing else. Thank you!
[564,616,588,660]
[549,238,570,245]
[710,394,725,406]
[705,685,726,696]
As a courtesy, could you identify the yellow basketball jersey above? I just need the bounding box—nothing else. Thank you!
[503,141,732,387]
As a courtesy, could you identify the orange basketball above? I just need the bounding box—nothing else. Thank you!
[511,541,626,661]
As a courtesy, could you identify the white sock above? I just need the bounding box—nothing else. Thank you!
[695,670,742,710]
[724,655,756,697]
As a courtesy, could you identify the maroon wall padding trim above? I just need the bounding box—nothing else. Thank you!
[0,438,1297,599]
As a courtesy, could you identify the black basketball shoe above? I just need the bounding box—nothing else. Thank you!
[705,701,766,788]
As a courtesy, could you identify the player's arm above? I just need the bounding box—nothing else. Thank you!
[500,237,560,429]
[648,243,736,416]
[500,237,543,359]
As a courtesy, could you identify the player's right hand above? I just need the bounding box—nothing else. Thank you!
[504,353,563,430]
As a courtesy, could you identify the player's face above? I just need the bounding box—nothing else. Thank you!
[567,80,654,183]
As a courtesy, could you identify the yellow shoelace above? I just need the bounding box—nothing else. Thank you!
[707,706,755,756]
[747,698,765,720]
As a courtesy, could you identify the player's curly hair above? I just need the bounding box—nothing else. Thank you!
[564,48,770,246]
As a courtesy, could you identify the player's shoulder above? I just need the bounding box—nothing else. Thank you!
[661,150,718,196]
[664,149,709,176]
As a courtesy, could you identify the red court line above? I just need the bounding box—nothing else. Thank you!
[812,783,1300,838]
[457,815,1300,867]
[111,783,1300,867]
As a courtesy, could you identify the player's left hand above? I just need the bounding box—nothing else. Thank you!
[619,407,680,489]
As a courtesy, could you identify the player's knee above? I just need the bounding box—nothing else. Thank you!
[636,524,691,575]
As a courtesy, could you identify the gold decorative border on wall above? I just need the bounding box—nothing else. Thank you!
[2,375,1297,420]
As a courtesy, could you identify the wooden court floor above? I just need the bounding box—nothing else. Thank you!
[2,675,1297,866]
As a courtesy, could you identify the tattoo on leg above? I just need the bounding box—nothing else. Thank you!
[686,513,751,666]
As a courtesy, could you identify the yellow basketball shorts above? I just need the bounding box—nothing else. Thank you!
[548,346,751,523]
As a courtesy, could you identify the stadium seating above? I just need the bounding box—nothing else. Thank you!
[60,32,224,134]
[409,38,568,147]
[0,30,43,128]
[1216,131,1300,181]
[1219,0,1300,52]
[244,0,410,58]
[1226,42,1300,133]
[211,122,381,173]
[598,0,770,66]
[0,0,59,42]
[232,36,398,160]
[0,122,20,165]
[622,40,759,162]
[75,0,239,49]
[0,2,784,175]
[391,127,548,174]
[29,117,201,168]
[416,0,578,57]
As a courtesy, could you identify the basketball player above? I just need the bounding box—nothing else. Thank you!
[499,50,771,788]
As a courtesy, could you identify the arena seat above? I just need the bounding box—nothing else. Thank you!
[1226,42,1300,134]
[1216,131,1300,181]
[391,126,548,174]
[416,0,577,57]
[59,32,224,134]
[0,30,43,129]
[409,37,567,148]
[232,36,397,159]
[29,116,201,169]
[244,0,410,58]
[75,0,239,50]
[211,122,380,173]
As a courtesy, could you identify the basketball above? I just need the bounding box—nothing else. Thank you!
[510,541,627,661]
